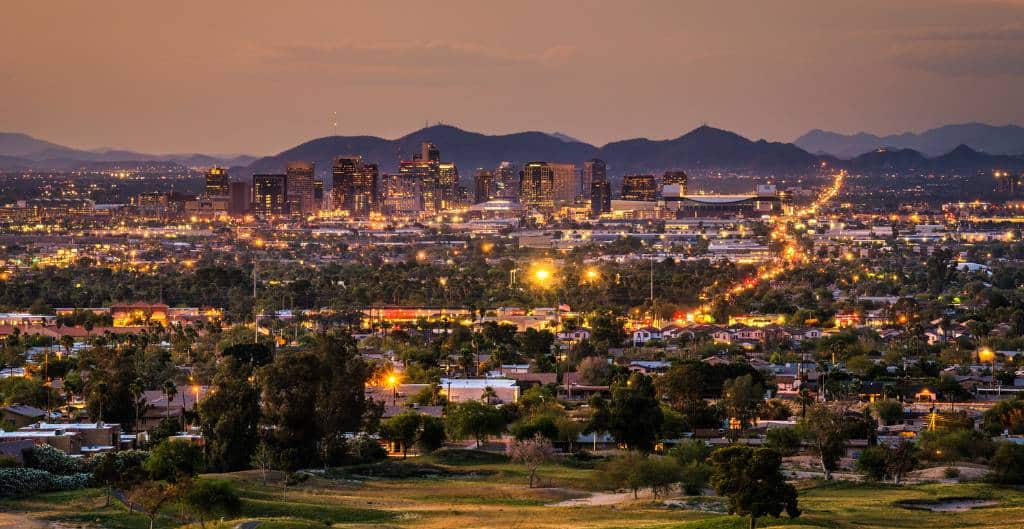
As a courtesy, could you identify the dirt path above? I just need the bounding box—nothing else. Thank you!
[0,511,46,529]
[548,490,655,507]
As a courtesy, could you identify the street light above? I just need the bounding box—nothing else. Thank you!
[387,373,399,405]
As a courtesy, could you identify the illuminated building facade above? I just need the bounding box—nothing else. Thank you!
[252,174,288,216]
[473,169,494,204]
[662,170,688,195]
[494,161,520,201]
[520,162,555,209]
[332,156,378,216]
[204,167,230,198]
[285,161,315,214]
[621,174,657,201]
[582,159,606,201]
[551,162,578,206]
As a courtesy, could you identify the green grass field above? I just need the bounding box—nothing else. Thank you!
[2,456,1023,529]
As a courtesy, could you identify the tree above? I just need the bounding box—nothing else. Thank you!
[679,459,712,495]
[710,446,800,529]
[144,439,205,483]
[608,374,663,452]
[639,456,681,498]
[417,415,447,453]
[261,333,371,470]
[130,480,178,529]
[507,433,555,488]
[199,357,260,471]
[721,375,764,428]
[856,445,888,481]
[981,397,1024,435]
[382,411,422,458]
[885,440,918,485]
[872,399,904,426]
[90,450,148,507]
[577,356,610,385]
[990,442,1024,484]
[250,441,277,484]
[444,400,506,447]
[765,427,802,456]
[182,479,241,528]
[798,404,848,479]
[601,451,648,498]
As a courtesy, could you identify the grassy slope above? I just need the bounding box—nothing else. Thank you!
[2,458,1023,529]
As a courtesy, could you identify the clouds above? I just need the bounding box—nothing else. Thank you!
[890,25,1024,76]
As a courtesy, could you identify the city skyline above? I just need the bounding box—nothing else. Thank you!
[4,0,1024,154]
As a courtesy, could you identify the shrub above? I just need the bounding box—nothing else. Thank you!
[918,429,995,463]
[0,468,92,497]
[856,446,888,481]
[989,442,1024,484]
[417,416,447,454]
[0,455,19,468]
[25,445,84,475]
[348,433,388,464]
[679,460,712,495]
[944,467,960,479]
[669,439,711,465]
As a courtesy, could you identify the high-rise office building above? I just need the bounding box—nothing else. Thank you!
[382,172,422,215]
[228,181,250,216]
[473,169,494,204]
[582,159,607,201]
[332,156,378,216]
[551,163,578,206]
[353,162,379,216]
[621,174,658,201]
[285,161,315,215]
[494,161,520,201]
[252,174,288,216]
[313,179,324,210]
[204,167,230,198]
[662,170,688,196]
[437,162,459,210]
[591,180,611,217]
[520,162,555,209]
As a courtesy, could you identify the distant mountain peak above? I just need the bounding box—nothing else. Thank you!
[795,122,1024,158]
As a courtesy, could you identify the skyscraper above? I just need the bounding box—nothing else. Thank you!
[520,162,555,209]
[662,170,688,196]
[621,174,657,201]
[582,159,607,201]
[551,163,578,206]
[494,161,520,201]
[286,161,315,214]
[353,162,379,216]
[332,156,378,216]
[437,162,459,210]
[382,172,422,215]
[228,181,250,217]
[252,174,288,216]
[591,180,611,217]
[204,167,230,198]
[473,169,494,204]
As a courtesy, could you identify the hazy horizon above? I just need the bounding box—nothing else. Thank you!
[4,0,1024,155]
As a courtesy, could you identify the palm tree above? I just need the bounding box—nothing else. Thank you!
[129,378,144,432]
[481,386,498,405]
[162,380,178,421]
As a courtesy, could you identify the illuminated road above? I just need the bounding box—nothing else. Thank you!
[696,171,846,320]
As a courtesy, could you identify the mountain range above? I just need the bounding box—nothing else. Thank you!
[3,124,1023,178]
[0,132,256,171]
[241,124,822,178]
[795,123,1024,158]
